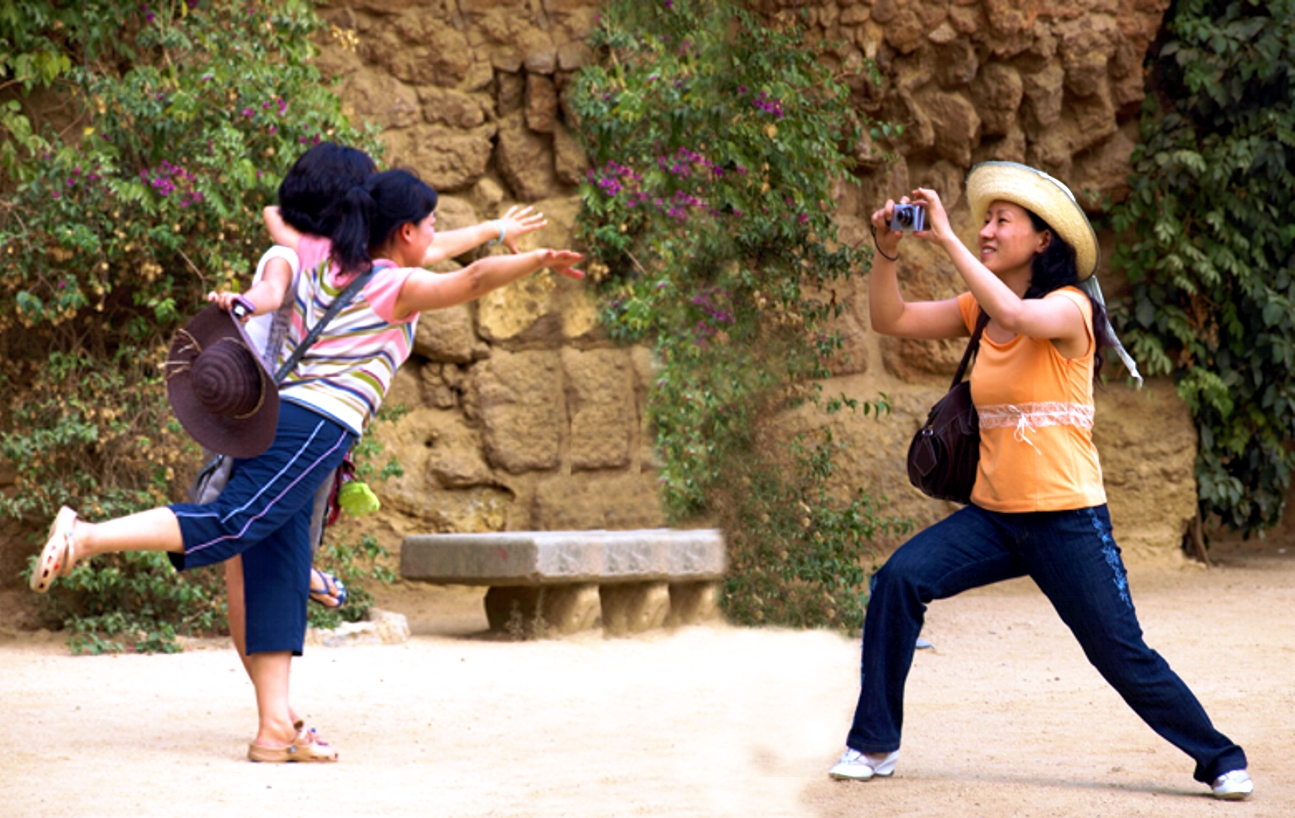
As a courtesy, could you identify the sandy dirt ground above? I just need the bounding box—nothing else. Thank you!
[1,540,1292,818]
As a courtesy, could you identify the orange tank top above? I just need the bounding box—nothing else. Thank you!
[957,288,1107,512]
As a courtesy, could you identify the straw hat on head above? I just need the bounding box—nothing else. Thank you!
[965,161,1099,280]
[165,304,279,459]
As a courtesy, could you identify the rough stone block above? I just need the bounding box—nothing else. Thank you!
[553,121,589,186]
[418,86,489,129]
[561,347,634,471]
[305,609,409,647]
[382,123,495,192]
[338,68,421,129]
[496,112,561,201]
[525,73,559,133]
[468,349,563,474]
[484,583,600,635]
[667,582,721,626]
[415,303,479,363]
[532,472,667,530]
[601,582,671,636]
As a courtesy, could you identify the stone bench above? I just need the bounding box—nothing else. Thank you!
[400,529,726,636]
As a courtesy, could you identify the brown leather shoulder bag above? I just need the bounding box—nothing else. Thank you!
[906,309,991,504]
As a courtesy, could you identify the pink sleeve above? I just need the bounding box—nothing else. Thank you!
[297,235,331,272]
[363,266,417,324]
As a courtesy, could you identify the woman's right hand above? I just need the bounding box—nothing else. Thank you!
[870,198,904,261]
[539,249,586,280]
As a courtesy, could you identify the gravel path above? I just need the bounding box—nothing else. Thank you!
[2,544,1291,817]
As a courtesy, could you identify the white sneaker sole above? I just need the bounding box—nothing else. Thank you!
[829,768,893,781]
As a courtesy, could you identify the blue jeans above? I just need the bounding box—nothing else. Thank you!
[169,402,354,655]
[847,504,1246,783]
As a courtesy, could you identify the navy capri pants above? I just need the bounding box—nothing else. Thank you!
[169,401,354,655]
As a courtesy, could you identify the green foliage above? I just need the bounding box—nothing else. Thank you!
[2,0,389,650]
[1,0,381,523]
[29,553,225,655]
[306,534,397,631]
[1108,0,1295,534]
[570,0,906,629]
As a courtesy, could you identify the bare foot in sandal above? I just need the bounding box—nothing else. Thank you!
[248,721,338,763]
[309,567,347,608]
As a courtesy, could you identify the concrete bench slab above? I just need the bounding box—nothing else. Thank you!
[400,529,726,635]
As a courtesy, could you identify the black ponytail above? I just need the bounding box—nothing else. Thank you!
[329,168,438,276]
[277,142,378,236]
[1024,210,1115,380]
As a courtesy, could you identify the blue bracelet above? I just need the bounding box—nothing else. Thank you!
[487,220,506,246]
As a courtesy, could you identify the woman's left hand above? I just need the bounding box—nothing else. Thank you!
[540,249,586,280]
[499,205,548,253]
[909,187,956,247]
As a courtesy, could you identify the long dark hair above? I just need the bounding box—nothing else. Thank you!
[277,142,378,236]
[330,168,438,276]
[1024,209,1114,379]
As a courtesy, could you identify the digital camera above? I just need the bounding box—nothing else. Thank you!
[890,203,926,232]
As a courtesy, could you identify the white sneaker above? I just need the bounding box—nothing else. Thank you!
[1211,769,1254,800]
[828,748,899,781]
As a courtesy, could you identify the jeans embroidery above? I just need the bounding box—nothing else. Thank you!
[1088,508,1131,608]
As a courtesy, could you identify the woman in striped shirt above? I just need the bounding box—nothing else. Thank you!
[31,167,583,763]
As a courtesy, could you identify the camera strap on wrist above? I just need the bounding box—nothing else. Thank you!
[870,224,899,262]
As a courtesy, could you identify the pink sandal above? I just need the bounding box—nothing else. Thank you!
[247,721,339,763]
[31,506,78,593]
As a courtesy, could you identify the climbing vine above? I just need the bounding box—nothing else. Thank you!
[1109,0,1295,534]
[570,0,908,629]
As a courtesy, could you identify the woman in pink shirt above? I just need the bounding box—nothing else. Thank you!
[32,167,582,763]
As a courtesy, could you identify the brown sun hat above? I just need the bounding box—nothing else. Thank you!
[165,304,279,458]
[965,161,1099,280]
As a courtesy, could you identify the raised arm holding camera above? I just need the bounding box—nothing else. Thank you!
[833,162,1253,800]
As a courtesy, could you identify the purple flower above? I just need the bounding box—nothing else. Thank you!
[52,191,61,199]
[277,98,287,115]
[798,213,809,224]
[241,107,254,117]
[268,125,277,135]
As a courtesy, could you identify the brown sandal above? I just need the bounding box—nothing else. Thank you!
[31,506,78,593]
[247,721,339,763]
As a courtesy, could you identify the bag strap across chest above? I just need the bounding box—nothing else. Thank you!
[951,308,992,390]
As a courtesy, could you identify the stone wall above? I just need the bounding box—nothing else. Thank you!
[310,0,1197,565]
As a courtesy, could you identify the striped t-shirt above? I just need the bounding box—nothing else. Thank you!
[276,236,419,435]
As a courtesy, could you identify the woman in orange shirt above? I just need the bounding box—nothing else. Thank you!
[828,162,1253,800]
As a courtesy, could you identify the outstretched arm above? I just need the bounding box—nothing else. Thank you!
[394,249,584,320]
[422,205,548,265]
